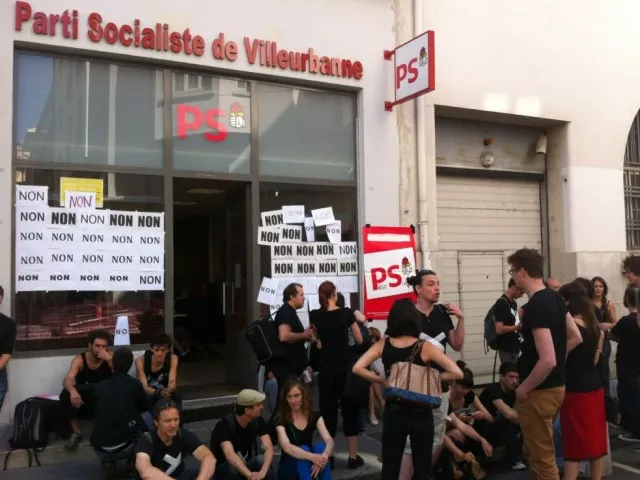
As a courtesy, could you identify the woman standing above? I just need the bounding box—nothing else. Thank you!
[559,282,607,480]
[310,281,364,470]
[275,380,334,480]
[352,298,463,479]
[592,276,617,396]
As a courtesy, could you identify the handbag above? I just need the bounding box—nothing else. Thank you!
[383,340,442,408]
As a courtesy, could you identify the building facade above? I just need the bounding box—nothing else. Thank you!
[0,0,400,423]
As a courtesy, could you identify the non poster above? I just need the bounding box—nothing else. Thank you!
[16,185,48,207]
[64,191,96,210]
[282,205,305,224]
[60,177,104,208]
[326,220,342,244]
[261,210,284,228]
[258,227,281,246]
[257,277,280,305]
[304,217,315,242]
[113,316,131,346]
[311,207,335,227]
[280,225,303,244]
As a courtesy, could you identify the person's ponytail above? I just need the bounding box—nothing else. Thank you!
[318,281,336,310]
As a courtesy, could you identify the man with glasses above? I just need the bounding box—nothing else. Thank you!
[507,248,582,479]
[61,329,114,450]
[494,278,524,364]
[135,400,216,480]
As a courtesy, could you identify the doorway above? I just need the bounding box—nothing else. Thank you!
[172,177,249,400]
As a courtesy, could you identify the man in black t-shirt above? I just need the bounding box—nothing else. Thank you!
[507,248,582,479]
[0,286,16,413]
[135,401,216,480]
[405,270,465,464]
[210,389,276,479]
[272,283,313,394]
[494,278,524,364]
[474,362,524,470]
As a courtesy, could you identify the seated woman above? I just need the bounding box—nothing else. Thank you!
[275,380,334,480]
[448,361,492,424]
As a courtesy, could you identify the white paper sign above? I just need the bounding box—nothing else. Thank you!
[338,276,359,293]
[282,205,305,224]
[316,259,338,276]
[114,316,131,346]
[326,221,341,244]
[337,242,358,259]
[338,258,358,276]
[307,294,321,311]
[311,207,335,227]
[304,218,315,242]
[16,185,48,207]
[257,277,280,305]
[272,259,295,277]
[280,225,303,243]
[64,191,96,210]
[261,210,284,228]
[258,227,281,246]
[298,311,310,329]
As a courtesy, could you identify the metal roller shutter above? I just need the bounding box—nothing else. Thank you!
[436,175,542,384]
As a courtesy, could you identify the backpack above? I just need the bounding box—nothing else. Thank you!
[4,398,50,470]
[483,298,508,354]
[243,314,287,365]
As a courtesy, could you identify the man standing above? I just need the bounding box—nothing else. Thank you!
[61,329,114,450]
[474,362,525,471]
[410,270,465,463]
[508,248,582,479]
[623,255,640,284]
[136,333,181,409]
[273,283,313,391]
[494,279,524,364]
[0,286,16,413]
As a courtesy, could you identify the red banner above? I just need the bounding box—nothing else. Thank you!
[362,226,417,320]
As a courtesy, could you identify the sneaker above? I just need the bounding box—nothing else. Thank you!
[348,455,365,469]
[369,415,379,426]
[511,461,527,471]
[64,432,83,451]
[99,462,116,480]
[619,433,640,443]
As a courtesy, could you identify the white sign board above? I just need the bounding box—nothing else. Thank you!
[16,185,48,207]
[393,31,435,105]
[326,221,341,244]
[282,205,305,224]
[311,207,335,227]
[113,316,131,346]
[257,277,280,305]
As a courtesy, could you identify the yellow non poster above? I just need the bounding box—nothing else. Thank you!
[60,177,104,208]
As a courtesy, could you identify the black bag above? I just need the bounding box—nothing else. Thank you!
[243,314,287,365]
[4,397,55,470]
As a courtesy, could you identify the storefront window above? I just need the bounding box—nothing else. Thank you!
[14,53,164,168]
[14,169,165,351]
[258,184,359,315]
[172,74,251,174]
[258,85,356,180]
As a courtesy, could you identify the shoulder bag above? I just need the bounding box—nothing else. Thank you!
[383,340,442,408]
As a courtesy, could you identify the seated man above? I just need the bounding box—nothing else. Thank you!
[473,362,525,471]
[91,347,149,480]
[61,329,113,450]
[135,333,181,410]
[210,389,276,479]
[135,400,216,480]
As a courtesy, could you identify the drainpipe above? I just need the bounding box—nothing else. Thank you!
[414,0,431,269]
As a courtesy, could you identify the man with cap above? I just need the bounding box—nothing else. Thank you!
[210,389,276,480]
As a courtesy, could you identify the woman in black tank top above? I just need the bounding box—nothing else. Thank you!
[591,276,616,397]
[353,299,463,480]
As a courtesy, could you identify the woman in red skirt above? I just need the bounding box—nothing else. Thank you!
[559,281,607,480]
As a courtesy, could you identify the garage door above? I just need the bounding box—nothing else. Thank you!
[436,175,542,384]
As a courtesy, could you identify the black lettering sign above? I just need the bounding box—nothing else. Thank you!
[112,255,134,264]
[339,260,358,275]
[272,245,293,258]
[80,274,99,281]
[50,274,70,281]
[80,213,105,225]
[140,255,161,264]
[51,253,73,263]
[260,229,280,244]
[20,255,43,265]
[140,275,162,285]
[138,214,161,228]
[110,275,129,282]
[296,261,316,275]
[339,243,357,257]
[140,236,161,245]
[82,254,104,263]
[20,231,43,241]
[18,189,46,203]
[272,260,295,276]
[52,232,74,242]
[18,274,38,281]
[296,244,315,258]
[20,211,45,222]
[115,328,128,335]
[281,226,302,242]
[260,285,276,295]
[316,244,335,257]
[112,235,134,244]
[83,233,104,243]
[51,211,77,225]
[264,213,284,227]
[109,213,133,227]
[318,260,337,275]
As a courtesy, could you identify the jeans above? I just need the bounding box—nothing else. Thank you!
[278,442,332,480]
[617,370,640,438]
[0,368,7,413]
[382,403,434,480]
[214,455,276,480]
[264,377,278,415]
[474,416,522,464]
[518,386,565,480]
